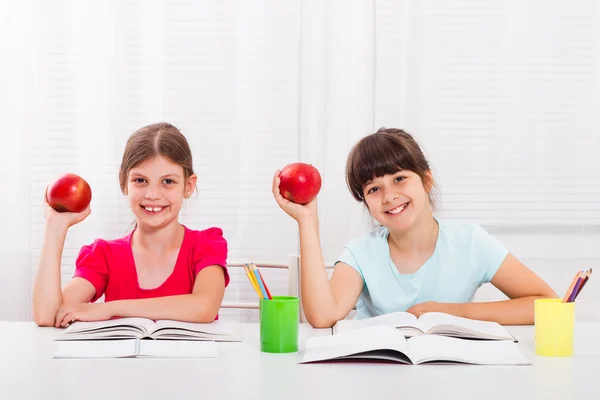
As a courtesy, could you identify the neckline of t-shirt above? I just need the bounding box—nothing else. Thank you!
[386,217,442,279]
[127,224,190,292]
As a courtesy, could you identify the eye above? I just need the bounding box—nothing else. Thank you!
[394,176,405,183]
[367,186,379,194]
[132,178,146,184]
[163,178,176,185]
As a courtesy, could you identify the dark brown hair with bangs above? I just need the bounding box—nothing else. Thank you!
[345,128,436,207]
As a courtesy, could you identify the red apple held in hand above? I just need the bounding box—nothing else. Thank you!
[47,173,92,213]
[279,163,322,205]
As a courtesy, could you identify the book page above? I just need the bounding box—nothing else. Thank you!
[137,340,218,358]
[298,325,413,364]
[57,318,155,340]
[151,320,241,341]
[332,312,420,335]
[407,335,531,365]
[417,312,514,340]
[53,339,138,358]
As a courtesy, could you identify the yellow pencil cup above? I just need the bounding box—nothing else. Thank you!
[534,299,575,357]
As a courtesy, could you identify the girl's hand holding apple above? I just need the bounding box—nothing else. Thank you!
[272,163,322,224]
[44,173,92,230]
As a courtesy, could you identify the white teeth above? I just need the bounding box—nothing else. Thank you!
[144,206,162,212]
[388,203,408,215]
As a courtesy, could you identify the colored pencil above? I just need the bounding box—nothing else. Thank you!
[567,270,586,303]
[252,263,273,300]
[250,264,269,300]
[562,270,582,302]
[573,268,593,301]
[244,264,263,300]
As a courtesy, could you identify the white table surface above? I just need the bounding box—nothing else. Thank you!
[1,321,599,400]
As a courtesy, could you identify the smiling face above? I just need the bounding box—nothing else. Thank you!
[126,155,197,230]
[345,128,436,233]
[363,169,432,233]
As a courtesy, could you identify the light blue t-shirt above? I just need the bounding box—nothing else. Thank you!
[336,219,509,319]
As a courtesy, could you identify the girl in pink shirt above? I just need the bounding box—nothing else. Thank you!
[32,123,229,327]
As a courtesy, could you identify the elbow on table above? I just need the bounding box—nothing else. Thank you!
[306,313,338,329]
[32,311,56,327]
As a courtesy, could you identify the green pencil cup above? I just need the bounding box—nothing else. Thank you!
[259,296,299,353]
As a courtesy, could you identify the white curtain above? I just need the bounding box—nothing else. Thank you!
[0,1,35,320]
[299,0,378,263]
[2,0,600,320]
[299,0,600,303]
[0,0,300,321]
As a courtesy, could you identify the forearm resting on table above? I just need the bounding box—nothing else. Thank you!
[458,296,557,325]
[111,294,220,323]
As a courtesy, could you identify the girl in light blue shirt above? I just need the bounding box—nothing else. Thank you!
[272,128,556,328]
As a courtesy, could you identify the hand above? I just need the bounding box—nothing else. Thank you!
[55,302,115,328]
[44,186,91,230]
[271,170,318,223]
[406,301,456,318]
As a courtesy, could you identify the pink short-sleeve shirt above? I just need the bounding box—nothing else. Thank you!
[73,226,229,307]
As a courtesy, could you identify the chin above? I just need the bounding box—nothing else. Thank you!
[383,216,415,232]
[136,215,177,229]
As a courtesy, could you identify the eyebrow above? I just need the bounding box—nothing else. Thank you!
[129,172,181,179]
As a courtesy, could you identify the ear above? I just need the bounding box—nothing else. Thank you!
[423,170,435,193]
[185,174,198,198]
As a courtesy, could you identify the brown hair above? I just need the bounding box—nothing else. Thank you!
[119,122,194,193]
[345,128,436,206]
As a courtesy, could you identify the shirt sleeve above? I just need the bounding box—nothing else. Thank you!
[193,227,230,287]
[336,245,365,283]
[472,224,509,284]
[73,240,109,302]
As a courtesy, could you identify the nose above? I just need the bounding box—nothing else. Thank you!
[144,186,162,200]
[382,187,399,204]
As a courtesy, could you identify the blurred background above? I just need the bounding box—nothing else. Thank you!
[1,0,599,321]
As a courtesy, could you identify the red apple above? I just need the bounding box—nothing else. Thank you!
[47,173,92,213]
[279,163,322,205]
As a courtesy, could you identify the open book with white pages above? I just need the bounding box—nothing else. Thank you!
[55,318,242,342]
[332,311,517,342]
[53,338,219,359]
[298,325,530,365]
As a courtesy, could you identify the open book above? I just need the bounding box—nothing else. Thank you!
[298,325,530,365]
[333,311,516,341]
[53,338,219,359]
[55,318,242,342]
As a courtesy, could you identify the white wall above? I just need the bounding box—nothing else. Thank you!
[1,0,302,321]
[1,0,599,321]
[299,0,600,305]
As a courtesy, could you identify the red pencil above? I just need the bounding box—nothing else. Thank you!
[573,268,592,301]
[253,263,272,300]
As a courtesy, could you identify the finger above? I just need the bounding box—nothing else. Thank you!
[60,313,70,327]
[55,308,68,327]
[80,205,92,219]
[306,197,318,207]
[60,308,77,326]
[69,205,92,225]
[273,188,289,209]
[61,312,76,328]
[272,172,288,207]
[271,170,280,195]
[44,185,50,205]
